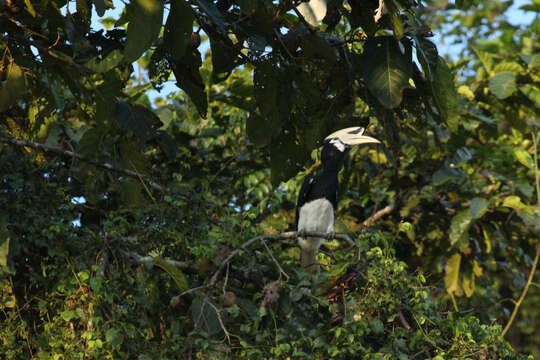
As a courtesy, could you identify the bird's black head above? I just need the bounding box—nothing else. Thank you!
[321,138,349,172]
[321,127,380,172]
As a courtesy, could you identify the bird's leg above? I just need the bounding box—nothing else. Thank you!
[297,229,306,238]
[326,231,336,240]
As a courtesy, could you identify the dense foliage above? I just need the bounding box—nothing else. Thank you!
[1,0,539,358]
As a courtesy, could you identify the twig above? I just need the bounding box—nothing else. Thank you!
[205,299,231,344]
[362,205,393,227]
[502,241,540,336]
[261,239,290,281]
[208,231,356,287]
[96,250,109,278]
[121,250,198,271]
[0,135,170,193]
[397,310,411,330]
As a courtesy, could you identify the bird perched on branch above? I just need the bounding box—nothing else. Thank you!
[296,127,380,270]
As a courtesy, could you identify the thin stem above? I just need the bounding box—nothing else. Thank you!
[532,131,539,205]
[502,241,540,337]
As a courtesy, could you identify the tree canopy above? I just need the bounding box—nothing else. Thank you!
[1,0,539,358]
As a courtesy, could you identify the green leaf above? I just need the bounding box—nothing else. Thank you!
[270,133,309,185]
[191,297,224,335]
[94,0,113,16]
[432,168,466,186]
[105,328,124,347]
[444,253,462,296]
[502,195,532,215]
[0,216,10,273]
[362,37,412,109]
[470,197,489,219]
[210,37,238,83]
[493,62,524,74]
[194,0,225,30]
[519,84,540,108]
[115,101,162,144]
[164,0,194,61]
[462,270,475,297]
[85,49,123,73]
[24,0,36,17]
[513,148,534,169]
[153,257,189,292]
[449,209,472,246]
[124,0,164,63]
[489,71,516,99]
[246,110,274,148]
[171,49,208,118]
[0,61,26,112]
[432,57,459,132]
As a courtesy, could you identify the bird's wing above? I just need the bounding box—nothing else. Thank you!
[296,173,316,227]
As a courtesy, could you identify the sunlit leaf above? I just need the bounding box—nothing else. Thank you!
[153,257,189,292]
[85,50,123,73]
[519,84,540,108]
[501,195,532,215]
[489,71,516,99]
[0,61,25,112]
[513,148,534,169]
[444,253,462,296]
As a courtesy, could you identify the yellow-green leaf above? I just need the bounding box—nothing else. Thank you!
[513,148,534,169]
[152,257,189,292]
[502,195,532,214]
[444,253,462,296]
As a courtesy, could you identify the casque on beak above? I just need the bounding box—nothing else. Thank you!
[324,126,380,146]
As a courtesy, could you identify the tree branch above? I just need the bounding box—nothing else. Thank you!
[362,205,393,227]
[0,135,170,193]
[502,241,540,337]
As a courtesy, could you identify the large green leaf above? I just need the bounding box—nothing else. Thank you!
[194,0,225,30]
[0,61,25,112]
[171,49,208,118]
[449,209,472,246]
[85,49,123,73]
[444,253,462,296]
[362,36,412,109]
[248,60,292,147]
[489,71,516,99]
[115,101,162,144]
[210,36,238,83]
[153,257,189,292]
[164,0,194,61]
[0,216,10,274]
[124,0,164,63]
[432,57,459,132]
[470,197,489,219]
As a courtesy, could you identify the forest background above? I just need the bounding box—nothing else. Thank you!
[1,0,539,358]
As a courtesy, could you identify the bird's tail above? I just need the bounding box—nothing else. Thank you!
[300,247,317,272]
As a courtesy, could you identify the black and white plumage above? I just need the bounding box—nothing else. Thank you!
[296,127,379,269]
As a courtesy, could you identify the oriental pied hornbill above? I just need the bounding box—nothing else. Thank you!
[296,127,380,269]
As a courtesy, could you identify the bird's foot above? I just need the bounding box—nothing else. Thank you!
[326,231,336,240]
[297,230,306,238]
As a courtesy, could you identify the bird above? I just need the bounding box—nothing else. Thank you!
[296,127,380,270]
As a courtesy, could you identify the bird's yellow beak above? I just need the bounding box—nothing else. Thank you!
[324,126,380,146]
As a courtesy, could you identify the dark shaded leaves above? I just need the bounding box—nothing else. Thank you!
[362,36,412,109]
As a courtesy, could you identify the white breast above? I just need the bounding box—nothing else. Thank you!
[297,198,334,252]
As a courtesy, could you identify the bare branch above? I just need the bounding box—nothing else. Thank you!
[502,241,540,337]
[362,205,393,227]
[261,239,290,281]
[0,135,170,193]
